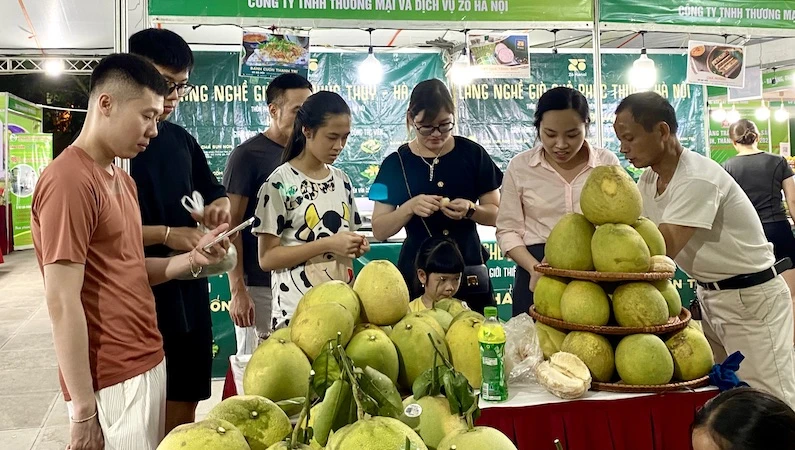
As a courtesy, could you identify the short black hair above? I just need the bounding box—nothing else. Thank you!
[534,86,591,131]
[616,92,679,134]
[415,237,465,275]
[89,53,169,98]
[266,73,313,105]
[692,387,795,449]
[408,79,455,124]
[129,28,194,73]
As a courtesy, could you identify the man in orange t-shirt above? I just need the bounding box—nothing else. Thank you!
[31,54,230,450]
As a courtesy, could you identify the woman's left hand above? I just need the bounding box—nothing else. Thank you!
[355,235,370,258]
[441,198,471,221]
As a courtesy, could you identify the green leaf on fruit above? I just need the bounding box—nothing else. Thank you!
[358,366,404,418]
[312,340,342,399]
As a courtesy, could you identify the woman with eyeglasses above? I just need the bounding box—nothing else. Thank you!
[369,79,503,313]
[496,87,620,317]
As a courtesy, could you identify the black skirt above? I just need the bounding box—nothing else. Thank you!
[512,244,546,317]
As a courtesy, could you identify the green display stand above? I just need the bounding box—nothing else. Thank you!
[208,242,698,378]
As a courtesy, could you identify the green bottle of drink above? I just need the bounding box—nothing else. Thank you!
[478,306,508,402]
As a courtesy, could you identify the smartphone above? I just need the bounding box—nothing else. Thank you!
[202,217,256,251]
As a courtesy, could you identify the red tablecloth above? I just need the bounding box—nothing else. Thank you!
[476,389,717,450]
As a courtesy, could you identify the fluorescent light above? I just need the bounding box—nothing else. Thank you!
[711,103,727,122]
[726,106,741,124]
[629,53,656,91]
[358,49,383,85]
[450,50,474,85]
[43,59,64,77]
[755,101,770,121]
[776,103,790,122]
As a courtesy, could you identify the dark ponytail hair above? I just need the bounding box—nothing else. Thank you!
[534,86,591,133]
[414,237,465,292]
[282,91,351,164]
[728,119,760,146]
[692,387,795,449]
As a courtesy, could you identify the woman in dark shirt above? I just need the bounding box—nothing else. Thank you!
[369,79,503,313]
[723,119,795,307]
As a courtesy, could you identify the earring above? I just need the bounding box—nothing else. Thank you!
[421,284,425,288]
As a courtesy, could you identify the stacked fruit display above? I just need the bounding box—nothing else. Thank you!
[531,166,715,391]
[158,260,517,450]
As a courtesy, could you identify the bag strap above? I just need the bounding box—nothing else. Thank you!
[397,149,485,265]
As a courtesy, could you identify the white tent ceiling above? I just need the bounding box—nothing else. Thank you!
[1,0,794,68]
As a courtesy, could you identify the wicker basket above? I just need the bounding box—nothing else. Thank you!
[534,264,674,282]
[529,306,692,335]
[591,375,711,393]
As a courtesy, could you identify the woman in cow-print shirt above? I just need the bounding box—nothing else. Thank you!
[253,91,368,330]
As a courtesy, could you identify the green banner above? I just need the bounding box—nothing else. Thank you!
[7,133,52,249]
[149,0,592,22]
[601,1,795,30]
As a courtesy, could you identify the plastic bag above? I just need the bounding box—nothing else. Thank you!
[503,313,545,384]
[174,191,238,280]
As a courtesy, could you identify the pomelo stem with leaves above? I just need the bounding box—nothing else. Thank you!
[291,370,315,447]
[336,332,366,421]
[427,333,453,369]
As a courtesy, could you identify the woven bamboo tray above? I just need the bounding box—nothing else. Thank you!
[534,264,674,282]
[529,306,691,335]
[590,375,711,393]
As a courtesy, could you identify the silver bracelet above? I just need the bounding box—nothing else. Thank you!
[188,250,203,278]
[163,226,172,245]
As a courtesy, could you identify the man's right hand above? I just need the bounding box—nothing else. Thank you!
[166,227,204,252]
[229,290,256,328]
[68,415,104,450]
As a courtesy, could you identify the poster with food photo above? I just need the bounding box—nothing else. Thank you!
[687,40,746,88]
[468,34,530,79]
[240,30,310,79]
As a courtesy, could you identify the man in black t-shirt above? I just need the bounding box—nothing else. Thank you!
[129,28,231,434]
[223,74,312,349]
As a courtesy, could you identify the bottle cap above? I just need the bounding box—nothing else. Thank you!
[484,306,498,318]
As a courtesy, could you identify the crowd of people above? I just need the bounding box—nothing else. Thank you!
[27,27,795,450]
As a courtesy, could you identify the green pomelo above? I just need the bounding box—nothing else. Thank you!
[291,302,354,360]
[345,329,400,384]
[592,224,651,273]
[665,327,715,381]
[560,281,610,326]
[534,322,568,359]
[653,280,683,317]
[352,323,393,337]
[545,213,596,271]
[615,334,674,385]
[401,396,467,450]
[445,315,484,388]
[533,276,569,319]
[207,395,290,450]
[268,327,291,342]
[561,331,615,382]
[580,165,643,225]
[266,443,312,450]
[437,426,518,450]
[450,310,485,328]
[612,282,669,327]
[391,318,450,389]
[633,217,666,256]
[402,312,446,338]
[688,320,704,333]
[354,260,410,325]
[243,339,310,416]
[421,308,454,332]
[157,419,250,450]
[326,416,428,450]
[434,298,469,317]
[294,280,362,325]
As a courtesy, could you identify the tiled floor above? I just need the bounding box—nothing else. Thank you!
[0,250,224,450]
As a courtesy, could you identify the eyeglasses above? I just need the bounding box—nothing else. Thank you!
[414,122,455,136]
[165,80,195,97]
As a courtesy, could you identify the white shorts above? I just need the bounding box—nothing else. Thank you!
[698,276,795,408]
[234,285,273,355]
[67,359,167,450]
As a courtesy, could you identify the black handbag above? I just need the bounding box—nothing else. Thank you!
[397,151,491,297]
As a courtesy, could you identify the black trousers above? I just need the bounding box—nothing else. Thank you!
[512,244,546,317]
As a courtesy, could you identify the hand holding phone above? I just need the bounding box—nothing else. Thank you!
[202,216,255,251]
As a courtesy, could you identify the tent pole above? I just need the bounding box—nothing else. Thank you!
[114,0,130,173]
[592,0,604,148]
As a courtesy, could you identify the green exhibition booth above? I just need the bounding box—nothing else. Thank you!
[145,0,795,376]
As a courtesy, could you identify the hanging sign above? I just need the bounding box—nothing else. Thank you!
[601,1,795,30]
[240,30,310,79]
[687,41,746,88]
[467,34,530,79]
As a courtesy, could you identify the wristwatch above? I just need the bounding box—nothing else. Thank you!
[464,201,477,219]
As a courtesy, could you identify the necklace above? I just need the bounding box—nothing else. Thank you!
[419,154,440,181]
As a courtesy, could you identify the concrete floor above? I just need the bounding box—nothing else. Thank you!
[0,250,223,450]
